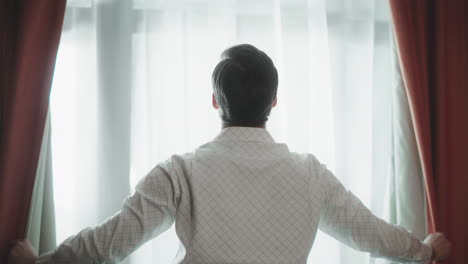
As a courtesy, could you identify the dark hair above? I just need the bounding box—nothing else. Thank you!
[212,44,278,127]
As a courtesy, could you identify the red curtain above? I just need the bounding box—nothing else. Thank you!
[0,0,66,262]
[390,0,468,263]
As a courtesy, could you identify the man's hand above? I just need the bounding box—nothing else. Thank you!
[8,240,38,264]
[424,232,451,262]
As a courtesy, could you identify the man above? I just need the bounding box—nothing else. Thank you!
[9,44,451,264]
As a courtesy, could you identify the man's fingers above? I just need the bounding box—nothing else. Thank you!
[10,246,22,256]
[9,240,27,255]
[424,232,452,262]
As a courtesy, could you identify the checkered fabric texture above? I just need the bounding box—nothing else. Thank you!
[37,127,432,264]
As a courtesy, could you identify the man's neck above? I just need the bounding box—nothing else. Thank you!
[222,123,266,129]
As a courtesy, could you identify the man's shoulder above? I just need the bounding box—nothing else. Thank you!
[160,152,196,168]
[288,151,321,165]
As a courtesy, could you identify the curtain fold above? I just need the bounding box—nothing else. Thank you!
[389,0,468,263]
[26,110,57,255]
[384,37,427,241]
[388,0,438,235]
[0,0,66,262]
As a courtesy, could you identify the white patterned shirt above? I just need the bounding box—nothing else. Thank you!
[37,127,432,264]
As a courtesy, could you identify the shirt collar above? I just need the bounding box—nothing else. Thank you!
[213,127,276,143]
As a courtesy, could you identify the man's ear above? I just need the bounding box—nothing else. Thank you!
[272,97,278,108]
[212,94,219,109]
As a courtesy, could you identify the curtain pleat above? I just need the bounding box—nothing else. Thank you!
[385,37,427,241]
[26,110,57,255]
[389,0,438,235]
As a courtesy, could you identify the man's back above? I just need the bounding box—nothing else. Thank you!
[175,127,319,263]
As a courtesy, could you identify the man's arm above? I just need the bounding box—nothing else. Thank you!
[315,160,442,263]
[20,159,181,264]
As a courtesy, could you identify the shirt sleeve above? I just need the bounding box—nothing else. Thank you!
[315,160,432,263]
[36,159,181,264]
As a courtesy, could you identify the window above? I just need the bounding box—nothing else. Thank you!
[50,0,394,263]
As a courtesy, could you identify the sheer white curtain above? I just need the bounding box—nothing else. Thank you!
[50,0,400,263]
